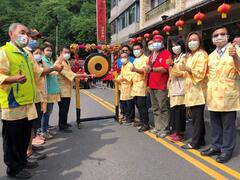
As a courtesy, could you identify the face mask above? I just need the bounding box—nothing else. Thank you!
[121,58,128,65]
[133,50,141,57]
[212,35,228,47]
[153,42,162,51]
[188,41,199,51]
[46,52,52,58]
[63,53,71,60]
[28,39,39,50]
[15,34,28,48]
[33,54,42,62]
[148,44,154,51]
[172,45,182,55]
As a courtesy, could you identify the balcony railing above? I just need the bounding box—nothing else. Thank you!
[145,0,175,21]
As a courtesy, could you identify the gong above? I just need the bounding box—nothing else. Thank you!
[84,53,110,79]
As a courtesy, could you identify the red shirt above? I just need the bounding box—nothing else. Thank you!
[147,49,171,90]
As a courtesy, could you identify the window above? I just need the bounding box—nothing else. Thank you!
[111,0,117,9]
[150,0,167,9]
[118,13,126,30]
[111,20,118,35]
[129,5,136,25]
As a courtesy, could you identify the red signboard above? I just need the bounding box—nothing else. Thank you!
[96,0,107,43]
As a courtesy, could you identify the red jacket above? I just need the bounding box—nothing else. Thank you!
[147,49,171,90]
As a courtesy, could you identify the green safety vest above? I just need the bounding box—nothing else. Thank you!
[0,42,36,108]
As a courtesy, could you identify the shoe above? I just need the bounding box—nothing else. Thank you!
[149,128,158,134]
[216,153,232,163]
[47,129,57,135]
[170,134,184,142]
[181,143,199,150]
[48,125,56,130]
[8,169,31,179]
[123,120,133,126]
[133,121,143,127]
[40,132,53,140]
[156,131,169,138]
[169,133,177,138]
[28,151,47,161]
[32,145,45,151]
[67,123,72,127]
[138,125,150,132]
[32,137,45,145]
[201,148,221,156]
[23,161,39,169]
[59,128,72,133]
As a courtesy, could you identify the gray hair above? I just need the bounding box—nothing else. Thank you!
[9,23,27,33]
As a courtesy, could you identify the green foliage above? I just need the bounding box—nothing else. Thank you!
[0,0,110,48]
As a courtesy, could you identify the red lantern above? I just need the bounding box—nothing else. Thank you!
[152,30,160,35]
[96,45,102,49]
[194,12,205,25]
[175,19,185,31]
[144,33,150,41]
[163,25,171,35]
[137,36,142,42]
[218,3,231,19]
[130,38,136,45]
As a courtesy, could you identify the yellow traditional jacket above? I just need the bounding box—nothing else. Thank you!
[131,54,148,97]
[117,62,134,101]
[183,49,208,107]
[168,53,186,108]
[207,43,240,111]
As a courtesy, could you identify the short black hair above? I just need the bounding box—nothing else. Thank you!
[133,42,143,49]
[212,26,229,35]
[121,45,131,50]
[41,43,53,51]
[234,35,240,39]
[170,38,186,54]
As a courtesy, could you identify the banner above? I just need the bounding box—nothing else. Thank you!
[96,0,107,43]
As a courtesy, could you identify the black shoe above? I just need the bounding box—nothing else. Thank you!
[133,121,143,127]
[216,153,232,163]
[59,128,73,133]
[23,161,39,169]
[28,151,47,161]
[123,120,133,126]
[138,125,150,132]
[67,123,72,127]
[32,145,45,151]
[201,148,221,156]
[8,169,31,179]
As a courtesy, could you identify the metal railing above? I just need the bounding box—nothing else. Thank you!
[145,0,175,21]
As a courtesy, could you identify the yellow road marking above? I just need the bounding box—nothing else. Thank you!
[83,90,240,179]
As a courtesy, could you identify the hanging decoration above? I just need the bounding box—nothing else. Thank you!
[217,3,231,19]
[137,36,143,42]
[152,30,160,35]
[130,38,136,45]
[163,25,171,35]
[175,19,185,31]
[144,33,151,41]
[194,12,205,25]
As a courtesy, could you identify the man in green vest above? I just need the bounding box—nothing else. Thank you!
[0,23,45,179]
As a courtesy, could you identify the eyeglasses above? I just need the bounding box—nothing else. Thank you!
[212,33,227,38]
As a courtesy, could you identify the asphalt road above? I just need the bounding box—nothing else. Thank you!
[0,87,239,180]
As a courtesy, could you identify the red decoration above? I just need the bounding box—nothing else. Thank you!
[175,19,185,31]
[163,25,171,35]
[79,44,86,49]
[130,38,136,45]
[96,45,102,49]
[218,3,231,19]
[194,12,205,25]
[152,30,160,35]
[137,36,142,42]
[144,33,151,41]
[96,0,106,43]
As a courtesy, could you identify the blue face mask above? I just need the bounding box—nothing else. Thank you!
[28,39,39,50]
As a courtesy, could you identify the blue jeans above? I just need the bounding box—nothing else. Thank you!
[41,103,54,133]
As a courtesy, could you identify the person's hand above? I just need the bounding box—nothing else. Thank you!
[15,74,26,84]
[53,64,64,72]
[229,42,238,58]
[130,65,136,72]
[179,64,187,71]
[166,58,174,66]
[145,66,151,73]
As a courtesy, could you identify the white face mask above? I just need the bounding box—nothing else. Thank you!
[172,45,181,55]
[16,34,29,48]
[63,53,71,60]
[121,58,128,65]
[133,50,141,57]
[46,52,52,58]
[153,42,162,51]
[188,41,199,51]
[212,35,228,47]
[148,44,154,51]
[33,54,42,62]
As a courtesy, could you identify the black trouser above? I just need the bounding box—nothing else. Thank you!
[122,99,135,121]
[170,105,186,133]
[32,103,43,135]
[2,118,32,176]
[210,111,236,155]
[190,105,205,148]
[119,90,127,116]
[135,96,149,126]
[58,97,71,129]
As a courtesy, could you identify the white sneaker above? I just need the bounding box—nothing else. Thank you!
[40,132,53,140]
[150,128,158,134]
